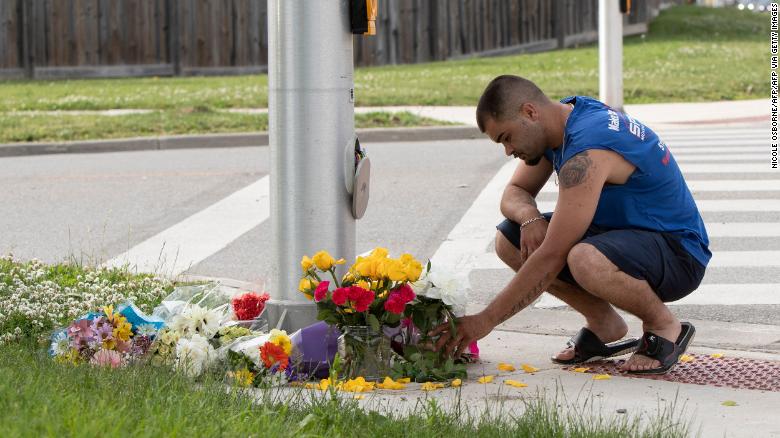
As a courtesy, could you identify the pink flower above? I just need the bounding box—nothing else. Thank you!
[331,287,349,306]
[67,319,95,349]
[384,296,405,314]
[383,285,416,314]
[392,284,416,303]
[469,341,480,358]
[352,287,375,312]
[90,349,123,368]
[314,281,330,302]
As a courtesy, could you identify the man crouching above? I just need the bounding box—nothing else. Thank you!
[431,75,710,375]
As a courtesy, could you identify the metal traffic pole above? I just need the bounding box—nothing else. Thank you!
[265,0,357,331]
[599,0,624,111]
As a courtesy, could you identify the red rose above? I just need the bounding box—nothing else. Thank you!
[353,288,375,312]
[393,284,416,304]
[314,281,330,302]
[384,295,405,314]
[331,287,349,306]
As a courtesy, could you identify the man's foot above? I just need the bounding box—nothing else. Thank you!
[619,320,682,372]
[553,317,629,362]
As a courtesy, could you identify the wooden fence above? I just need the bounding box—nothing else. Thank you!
[0,0,676,79]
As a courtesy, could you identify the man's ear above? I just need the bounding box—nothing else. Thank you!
[519,102,538,121]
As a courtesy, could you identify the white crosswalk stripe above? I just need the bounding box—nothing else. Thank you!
[431,125,780,308]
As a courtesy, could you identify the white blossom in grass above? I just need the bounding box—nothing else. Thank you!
[175,334,215,378]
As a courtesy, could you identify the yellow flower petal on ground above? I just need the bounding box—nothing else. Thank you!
[451,378,462,387]
[593,374,612,380]
[376,377,406,390]
[396,377,411,384]
[497,363,516,372]
[721,400,738,407]
[710,353,725,359]
[679,354,695,363]
[354,395,365,400]
[421,382,445,391]
[573,367,590,373]
[478,375,494,384]
[504,379,528,388]
[521,364,539,373]
[341,377,375,393]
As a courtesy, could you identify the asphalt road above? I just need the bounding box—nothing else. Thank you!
[1,122,777,326]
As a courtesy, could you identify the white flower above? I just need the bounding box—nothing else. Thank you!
[419,265,470,316]
[168,304,221,339]
[49,331,70,356]
[175,334,215,378]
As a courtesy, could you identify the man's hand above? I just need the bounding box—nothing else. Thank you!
[519,218,548,264]
[429,313,494,358]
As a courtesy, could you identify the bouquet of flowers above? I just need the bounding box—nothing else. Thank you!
[225,329,294,387]
[299,248,470,381]
[50,304,160,368]
[298,248,423,379]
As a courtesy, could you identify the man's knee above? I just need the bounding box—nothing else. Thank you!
[495,231,521,270]
[567,243,610,286]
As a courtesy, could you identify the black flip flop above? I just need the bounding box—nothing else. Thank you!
[627,322,696,375]
[551,327,639,365]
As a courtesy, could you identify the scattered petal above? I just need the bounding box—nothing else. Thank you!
[572,367,590,373]
[451,378,462,387]
[376,376,406,390]
[421,382,445,391]
[478,375,495,384]
[593,374,611,380]
[679,354,695,363]
[497,362,516,372]
[721,400,738,407]
[397,377,411,384]
[504,379,528,388]
[354,395,365,400]
[521,364,539,373]
[710,353,725,359]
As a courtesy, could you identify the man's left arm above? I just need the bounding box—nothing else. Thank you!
[433,150,613,356]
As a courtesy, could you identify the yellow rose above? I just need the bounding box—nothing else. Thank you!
[312,250,345,271]
[370,247,389,258]
[398,254,423,282]
[385,259,407,282]
[301,255,314,273]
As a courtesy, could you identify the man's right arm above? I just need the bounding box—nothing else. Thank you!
[500,158,554,224]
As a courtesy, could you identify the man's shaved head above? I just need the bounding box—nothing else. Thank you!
[476,75,549,132]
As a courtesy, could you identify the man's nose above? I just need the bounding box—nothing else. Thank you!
[503,144,513,157]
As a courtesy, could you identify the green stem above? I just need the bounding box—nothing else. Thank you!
[328,268,341,288]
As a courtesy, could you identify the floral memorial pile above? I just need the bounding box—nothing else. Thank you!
[47,248,473,391]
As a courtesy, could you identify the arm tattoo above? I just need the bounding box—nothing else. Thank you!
[559,151,592,189]
[495,277,548,325]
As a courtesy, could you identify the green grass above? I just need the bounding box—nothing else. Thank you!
[0,342,691,437]
[0,109,448,143]
[0,5,766,143]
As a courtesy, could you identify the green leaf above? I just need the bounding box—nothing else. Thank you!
[367,314,380,332]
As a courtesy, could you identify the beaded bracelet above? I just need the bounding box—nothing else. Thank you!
[519,215,546,229]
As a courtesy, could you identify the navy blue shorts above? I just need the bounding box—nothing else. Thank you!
[496,213,706,302]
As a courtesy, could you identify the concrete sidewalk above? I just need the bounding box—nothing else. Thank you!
[0,99,768,158]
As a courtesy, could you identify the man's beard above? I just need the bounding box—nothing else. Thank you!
[524,155,543,166]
